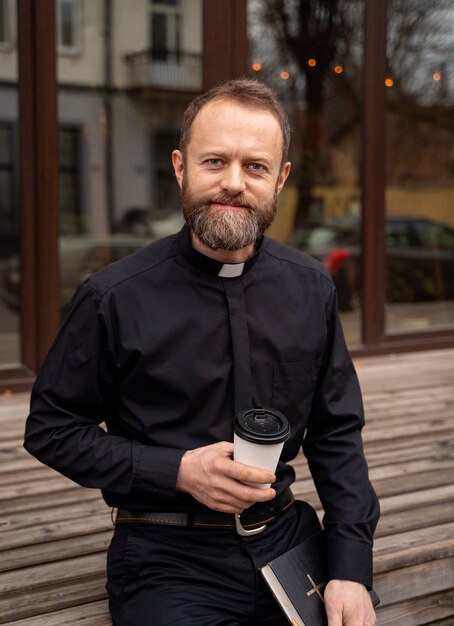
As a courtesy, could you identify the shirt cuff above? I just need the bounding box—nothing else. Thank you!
[327,537,374,589]
[132,440,186,500]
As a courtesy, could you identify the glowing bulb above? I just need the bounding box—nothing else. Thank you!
[433,72,441,81]
[385,77,394,88]
[308,58,317,67]
[334,65,343,74]
[280,71,290,80]
[251,62,262,72]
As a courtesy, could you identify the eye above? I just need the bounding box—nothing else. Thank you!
[206,158,223,166]
[248,163,266,172]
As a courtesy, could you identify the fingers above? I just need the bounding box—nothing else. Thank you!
[223,457,276,486]
[209,474,276,510]
[325,580,376,626]
[200,482,275,514]
[176,441,277,513]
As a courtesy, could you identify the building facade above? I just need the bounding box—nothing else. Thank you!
[0,0,452,390]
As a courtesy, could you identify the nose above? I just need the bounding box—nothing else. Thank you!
[220,163,246,195]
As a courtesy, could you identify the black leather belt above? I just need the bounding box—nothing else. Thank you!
[115,487,294,531]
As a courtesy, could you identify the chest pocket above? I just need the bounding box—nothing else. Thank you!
[271,360,321,413]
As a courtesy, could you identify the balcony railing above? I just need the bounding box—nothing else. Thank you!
[124,48,202,92]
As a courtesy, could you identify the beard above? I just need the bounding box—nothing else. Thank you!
[180,179,278,251]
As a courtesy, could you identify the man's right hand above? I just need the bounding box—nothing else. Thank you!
[176,441,276,514]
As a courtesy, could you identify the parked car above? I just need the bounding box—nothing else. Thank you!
[291,216,454,310]
[1,234,151,314]
[114,208,184,238]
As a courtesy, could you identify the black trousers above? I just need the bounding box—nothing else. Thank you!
[106,500,321,626]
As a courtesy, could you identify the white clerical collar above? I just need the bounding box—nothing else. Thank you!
[218,263,246,278]
[178,226,264,278]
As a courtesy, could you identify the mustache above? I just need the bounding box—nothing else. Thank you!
[188,191,257,212]
[210,193,252,208]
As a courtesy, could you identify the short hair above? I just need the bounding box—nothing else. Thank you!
[179,78,291,165]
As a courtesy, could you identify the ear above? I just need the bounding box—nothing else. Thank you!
[172,150,184,189]
[276,161,291,194]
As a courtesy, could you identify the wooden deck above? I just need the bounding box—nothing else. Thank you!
[1,348,453,625]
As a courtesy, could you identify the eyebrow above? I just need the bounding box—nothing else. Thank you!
[198,150,274,165]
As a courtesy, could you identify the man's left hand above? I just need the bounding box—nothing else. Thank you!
[324,580,376,626]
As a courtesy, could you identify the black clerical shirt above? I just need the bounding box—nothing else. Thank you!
[24,225,379,588]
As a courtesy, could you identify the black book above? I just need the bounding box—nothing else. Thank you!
[260,530,380,626]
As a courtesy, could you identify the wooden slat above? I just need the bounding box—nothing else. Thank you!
[1,601,110,626]
[0,554,106,595]
[0,576,108,624]
[374,522,454,573]
[374,556,454,609]
[0,512,111,551]
[0,532,111,573]
[0,488,101,516]
[0,348,453,624]
[375,590,454,626]
[2,500,108,533]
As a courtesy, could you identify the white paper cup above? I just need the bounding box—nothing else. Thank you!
[233,407,290,488]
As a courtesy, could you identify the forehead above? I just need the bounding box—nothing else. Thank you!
[187,99,284,157]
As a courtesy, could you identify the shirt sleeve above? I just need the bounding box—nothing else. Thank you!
[302,286,380,589]
[24,282,185,500]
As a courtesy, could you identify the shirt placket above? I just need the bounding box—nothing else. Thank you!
[223,279,253,415]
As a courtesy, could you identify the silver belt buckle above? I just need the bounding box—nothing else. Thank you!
[234,514,266,536]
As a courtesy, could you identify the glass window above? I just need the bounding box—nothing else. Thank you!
[150,0,180,60]
[248,0,365,346]
[385,220,411,248]
[0,124,17,237]
[57,0,78,52]
[412,220,454,251]
[59,127,82,235]
[152,13,169,59]
[385,0,454,332]
[0,170,12,225]
[154,132,180,211]
[57,0,201,317]
[0,0,19,367]
[0,0,10,45]
[151,0,178,5]
[0,124,11,161]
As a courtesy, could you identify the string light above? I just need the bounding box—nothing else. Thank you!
[384,77,394,88]
[308,58,317,67]
[433,72,441,81]
[251,62,262,72]
[334,65,343,74]
[280,71,290,80]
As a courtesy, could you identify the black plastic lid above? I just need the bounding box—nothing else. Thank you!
[233,407,290,445]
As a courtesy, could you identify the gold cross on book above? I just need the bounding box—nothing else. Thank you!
[306,574,326,603]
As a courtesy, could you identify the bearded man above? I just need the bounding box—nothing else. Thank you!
[25,79,379,626]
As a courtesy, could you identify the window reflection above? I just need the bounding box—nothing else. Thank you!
[248,0,364,346]
[150,0,181,61]
[385,0,454,332]
[0,0,10,46]
[57,0,78,52]
[59,127,81,234]
[0,0,19,365]
[57,0,200,316]
[0,124,17,239]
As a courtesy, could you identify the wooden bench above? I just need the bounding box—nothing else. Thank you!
[1,348,453,625]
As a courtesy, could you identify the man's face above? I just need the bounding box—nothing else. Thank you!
[172,99,291,251]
